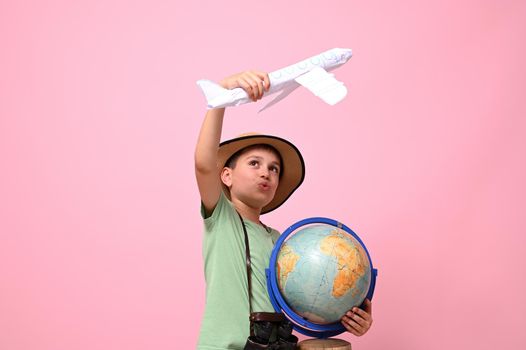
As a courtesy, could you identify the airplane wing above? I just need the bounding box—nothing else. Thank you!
[258,83,300,113]
[294,66,347,105]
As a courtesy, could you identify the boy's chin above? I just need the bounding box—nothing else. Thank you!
[257,192,276,205]
[247,196,274,211]
[234,191,276,210]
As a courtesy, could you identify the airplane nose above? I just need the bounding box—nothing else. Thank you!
[341,48,353,61]
[333,48,353,62]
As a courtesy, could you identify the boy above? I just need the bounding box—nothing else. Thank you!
[195,71,372,349]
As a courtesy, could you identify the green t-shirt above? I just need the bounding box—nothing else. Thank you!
[197,192,280,350]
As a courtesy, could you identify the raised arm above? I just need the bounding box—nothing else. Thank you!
[194,71,270,216]
[195,107,225,216]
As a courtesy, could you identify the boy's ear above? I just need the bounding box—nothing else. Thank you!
[220,167,233,188]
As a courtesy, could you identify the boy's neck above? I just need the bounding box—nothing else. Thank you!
[232,199,263,226]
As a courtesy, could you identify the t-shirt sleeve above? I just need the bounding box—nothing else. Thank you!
[200,191,231,231]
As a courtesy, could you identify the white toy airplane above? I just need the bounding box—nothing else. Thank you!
[196,48,352,111]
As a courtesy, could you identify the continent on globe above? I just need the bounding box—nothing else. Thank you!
[277,244,300,289]
[319,230,367,298]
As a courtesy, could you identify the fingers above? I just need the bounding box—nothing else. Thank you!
[236,76,259,101]
[221,71,271,102]
[341,301,373,337]
[341,314,364,336]
[361,298,373,315]
[353,300,372,321]
[245,71,265,101]
[253,71,271,92]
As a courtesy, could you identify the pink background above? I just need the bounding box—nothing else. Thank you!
[1,1,525,349]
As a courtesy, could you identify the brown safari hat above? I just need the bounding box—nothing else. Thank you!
[218,133,305,214]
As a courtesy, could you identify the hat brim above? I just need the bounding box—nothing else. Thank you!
[218,134,305,214]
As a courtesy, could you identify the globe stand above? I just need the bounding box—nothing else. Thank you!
[298,338,351,349]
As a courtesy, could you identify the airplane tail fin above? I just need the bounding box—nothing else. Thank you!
[196,79,231,109]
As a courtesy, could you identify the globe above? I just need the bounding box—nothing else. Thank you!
[266,217,377,338]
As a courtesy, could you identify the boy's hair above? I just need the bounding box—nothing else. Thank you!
[225,144,284,179]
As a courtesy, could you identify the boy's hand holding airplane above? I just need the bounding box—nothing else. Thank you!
[219,71,270,102]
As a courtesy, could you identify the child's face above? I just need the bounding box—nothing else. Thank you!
[222,148,281,210]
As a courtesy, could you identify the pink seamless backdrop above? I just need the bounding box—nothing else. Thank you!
[1,1,525,349]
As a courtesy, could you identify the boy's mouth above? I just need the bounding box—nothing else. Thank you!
[258,182,270,191]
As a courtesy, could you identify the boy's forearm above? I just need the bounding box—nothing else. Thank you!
[195,108,226,173]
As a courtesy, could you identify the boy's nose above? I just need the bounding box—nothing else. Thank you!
[259,168,270,178]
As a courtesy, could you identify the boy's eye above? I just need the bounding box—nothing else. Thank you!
[270,166,280,174]
[249,160,259,166]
